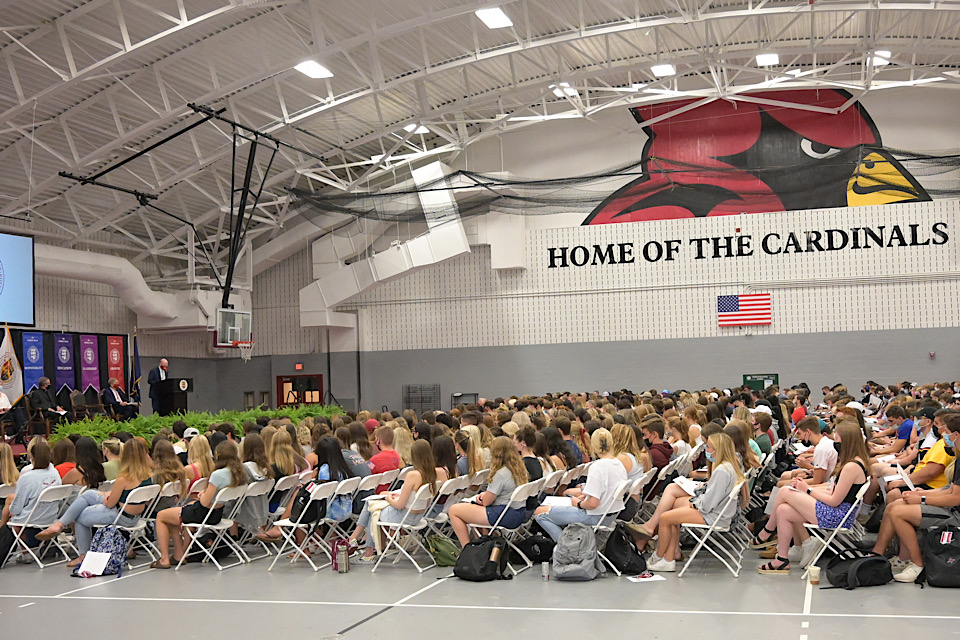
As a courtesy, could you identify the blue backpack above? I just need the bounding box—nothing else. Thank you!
[73,526,128,577]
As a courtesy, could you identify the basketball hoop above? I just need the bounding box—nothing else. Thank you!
[234,340,255,362]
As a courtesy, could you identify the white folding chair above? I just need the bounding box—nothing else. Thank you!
[801,484,870,577]
[628,468,658,523]
[266,474,301,521]
[379,468,401,490]
[267,482,337,572]
[592,479,634,576]
[390,467,412,491]
[189,477,209,498]
[371,483,437,573]
[175,485,248,571]
[539,469,564,496]
[235,479,276,561]
[322,477,362,542]
[140,480,183,559]
[91,483,162,569]
[469,480,542,575]
[97,480,115,493]
[7,485,78,568]
[0,484,14,499]
[678,481,748,578]
[422,476,466,538]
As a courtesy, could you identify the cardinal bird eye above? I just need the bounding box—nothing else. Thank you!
[800,139,843,160]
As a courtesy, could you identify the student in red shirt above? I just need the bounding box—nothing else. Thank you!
[369,426,403,493]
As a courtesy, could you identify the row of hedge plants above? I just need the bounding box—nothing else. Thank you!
[50,404,344,443]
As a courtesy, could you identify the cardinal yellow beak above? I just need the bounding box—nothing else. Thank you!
[847,150,927,206]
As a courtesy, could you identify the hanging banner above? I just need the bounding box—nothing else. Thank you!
[0,326,24,403]
[106,336,125,391]
[21,331,44,392]
[129,332,141,403]
[79,334,100,391]
[54,334,75,391]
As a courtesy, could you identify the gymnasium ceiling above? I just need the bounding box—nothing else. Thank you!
[2,0,960,286]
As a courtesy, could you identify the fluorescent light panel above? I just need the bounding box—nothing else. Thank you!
[872,50,891,67]
[475,7,513,29]
[294,60,333,78]
[756,53,779,67]
[651,63,676,77]
[550,82,578,98]
[403,124,429,134]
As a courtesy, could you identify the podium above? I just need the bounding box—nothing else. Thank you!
[155,378,192,416]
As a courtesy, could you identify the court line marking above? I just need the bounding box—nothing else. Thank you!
[336,578,448,636]
[802,622,809,628]
[54,568,155,597]
[0,595,956,620]
[18,602,35,608]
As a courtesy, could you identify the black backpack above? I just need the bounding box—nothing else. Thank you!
[918,525,960,587]
[0,524,15,570]
[824,548,893,590]
[603,523,647,574]
[290,482,326,524]
[454,535,511,581]
[512,534,555,564]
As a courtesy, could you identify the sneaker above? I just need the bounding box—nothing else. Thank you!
[648,551,663,565]
[856,506,874,525]
[355,554,378,564]
[893,562,923,583]
[888,558,909,573]
[16,553,34,565]
[787,545,803,562]
[648,557,676,572]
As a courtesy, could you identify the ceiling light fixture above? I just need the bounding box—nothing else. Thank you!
[756,53,780,67]
[294,60,333,78]
[550,82,578,98]
[475,7,513,29]
[651,63,676,77]
[631,83,647,91]
[872,50,892,67]
[787,69,804,76]
[403,123,429,134]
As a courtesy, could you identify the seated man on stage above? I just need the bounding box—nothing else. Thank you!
[102,377,139,421]
[29,377,67,431]
[0,390,23,443]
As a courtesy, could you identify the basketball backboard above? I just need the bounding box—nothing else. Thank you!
[214,308,252,347]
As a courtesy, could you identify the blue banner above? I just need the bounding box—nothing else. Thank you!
[54,333,75,391]
[21,331,44,392]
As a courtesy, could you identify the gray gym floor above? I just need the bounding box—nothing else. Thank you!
[0,547,953,639]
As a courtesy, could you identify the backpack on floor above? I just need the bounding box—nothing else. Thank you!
[603,523,646,574]
[512,534,555,564]
[552,522,601,581]
[425,535,461,567]
[824,548,892,590]
[918,525,960,587]
[0,524,15,569]
[73,526,128,577]
[454,535,511,581]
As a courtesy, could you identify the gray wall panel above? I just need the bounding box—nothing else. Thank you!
[359,328,960,412]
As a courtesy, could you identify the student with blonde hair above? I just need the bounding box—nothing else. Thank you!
[38,438,155,568]
[393,426,415,466]
[612,423,650,479]
[185,434,215,491]
[534,428,627,541]
[648,432,745,572]
[0,442,20,527]
[449,436,530,546]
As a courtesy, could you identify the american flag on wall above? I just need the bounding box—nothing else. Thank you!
[717,293,772,326]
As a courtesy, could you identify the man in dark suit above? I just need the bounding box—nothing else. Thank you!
[29,377,65,432]
[102,377,139,421]
[147,358,169,414]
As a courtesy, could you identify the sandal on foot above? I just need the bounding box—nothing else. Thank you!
[255,533,281,543]
[149,560,172,569]
[749,524,777,549]
[66,556,84,568]
[35,526,63,542]
[758,557,791,574]
[624,523,655,539]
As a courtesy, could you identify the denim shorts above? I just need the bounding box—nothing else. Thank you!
[486,505,525,529]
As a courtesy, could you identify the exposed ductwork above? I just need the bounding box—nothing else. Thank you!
[298,162,471,330]
[35,244,178,319]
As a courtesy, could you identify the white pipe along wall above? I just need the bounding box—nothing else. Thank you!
[35,243,178,319]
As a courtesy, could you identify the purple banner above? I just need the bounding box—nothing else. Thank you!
[54,334,75,390]
[79,334,100,391]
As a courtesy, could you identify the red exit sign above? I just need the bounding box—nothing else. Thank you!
[295,363,303,370]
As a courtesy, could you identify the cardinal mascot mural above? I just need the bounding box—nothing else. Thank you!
[584,89,930,225]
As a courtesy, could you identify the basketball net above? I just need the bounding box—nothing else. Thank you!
[235,341,255,363]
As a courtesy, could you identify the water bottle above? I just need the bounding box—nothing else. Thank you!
[541,561,549,580]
